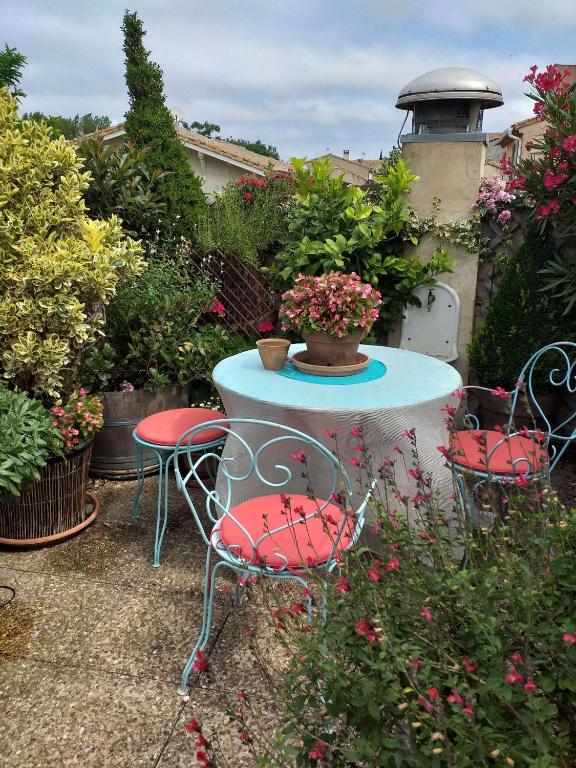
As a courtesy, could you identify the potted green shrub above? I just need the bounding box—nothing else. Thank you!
[268,156,451,337]
[0,386,104,544]
[0,88,143,541]
[80,258,250,478]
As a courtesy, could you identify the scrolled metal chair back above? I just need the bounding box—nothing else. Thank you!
[510,341,576,470]
[174,418,358,570]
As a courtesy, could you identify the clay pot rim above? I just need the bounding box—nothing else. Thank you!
[256,338,291,348]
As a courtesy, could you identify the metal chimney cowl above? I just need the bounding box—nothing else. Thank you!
[396,67,503,137]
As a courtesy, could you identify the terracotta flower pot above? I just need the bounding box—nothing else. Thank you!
[256,338,290,371]
[303,331,364,366]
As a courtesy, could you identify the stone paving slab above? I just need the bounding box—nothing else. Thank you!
[0,662,183,767]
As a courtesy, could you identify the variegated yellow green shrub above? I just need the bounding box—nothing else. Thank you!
[0,88,145,401]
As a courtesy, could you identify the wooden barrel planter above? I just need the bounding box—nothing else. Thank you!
[89,385,188,480]
[0,442,99,547]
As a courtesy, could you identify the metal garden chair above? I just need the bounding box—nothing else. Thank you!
[173,418,373,695]
[448,342,576,521]
[132,407,226,567]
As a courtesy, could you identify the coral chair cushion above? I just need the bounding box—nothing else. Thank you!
[449,430,548,474]
[136,408,226,446]
[216,494,354,569]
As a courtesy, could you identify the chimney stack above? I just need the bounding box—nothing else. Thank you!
[343,149,350,159]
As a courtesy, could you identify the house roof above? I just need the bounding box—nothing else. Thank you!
[84,122,291,174]
[309,153,381,184]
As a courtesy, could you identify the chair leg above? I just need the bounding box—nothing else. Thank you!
[153,449,170,568]
[179,548,225,696]
[132,441,145,520]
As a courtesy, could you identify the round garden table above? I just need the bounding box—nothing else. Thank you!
[212,344,462,519]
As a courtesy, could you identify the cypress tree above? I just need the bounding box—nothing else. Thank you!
[122,11,205,246]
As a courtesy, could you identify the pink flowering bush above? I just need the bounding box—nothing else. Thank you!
[207,426,576,767]
[507,65,576,230]
[51,390,104,453]
[501,65,576,313]
[472,176,516,224]
[279,272,381,337]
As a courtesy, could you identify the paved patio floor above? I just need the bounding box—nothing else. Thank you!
[0,475,287,767]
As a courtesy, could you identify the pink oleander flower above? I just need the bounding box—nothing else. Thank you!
[336,577,351,593]
[462,656,477,672]
[562,631,576,645]
[290,450,306,463]
[349,456,360,466]
[350,425,363,438]
[491,386,509,399]
[535,199,561,219]
[562,135,576,153]
[543,168,568,191]
[385,557,400,572]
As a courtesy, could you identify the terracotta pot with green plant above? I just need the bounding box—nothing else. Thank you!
[278,272,381,366]
[0,89,144,541]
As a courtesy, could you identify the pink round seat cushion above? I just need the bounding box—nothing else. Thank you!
[449,430,548,474]
[135,408,226,446]
[217,494,355,569]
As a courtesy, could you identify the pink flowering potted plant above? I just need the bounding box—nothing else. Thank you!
[279,272,381,366]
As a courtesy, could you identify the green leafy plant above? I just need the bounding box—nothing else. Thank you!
[78,136,166,240]
[469,223,576,389]
[22,112,111,139]
[197,171,295,264]
[79,259,249,392]
[0,88,144,402]
[0,43,26,100]
[122,11,206,246]
[0,385,63,498]
[269,156,451,329]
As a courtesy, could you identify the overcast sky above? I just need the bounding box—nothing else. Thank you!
[4,0,576,161]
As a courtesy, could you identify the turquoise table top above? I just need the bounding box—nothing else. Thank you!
[213,344,462,411]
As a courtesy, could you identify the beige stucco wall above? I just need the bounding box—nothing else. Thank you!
[391,138,486,382]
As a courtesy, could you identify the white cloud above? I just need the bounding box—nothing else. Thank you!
[4,0,574,158]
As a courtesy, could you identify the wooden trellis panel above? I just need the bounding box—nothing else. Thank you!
[473,210,528,330]
[192,249,276,335]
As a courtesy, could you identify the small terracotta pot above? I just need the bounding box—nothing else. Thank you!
[303,331,364,366]
[256,338,291,371]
